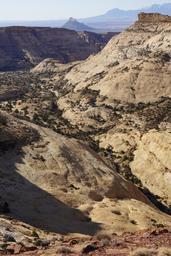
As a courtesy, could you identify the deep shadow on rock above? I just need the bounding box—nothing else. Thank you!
[0,119,101,236]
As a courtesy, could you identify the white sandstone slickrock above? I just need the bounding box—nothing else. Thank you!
[0,111,171,235]
[130,131,171,207]
[58,13,171,104]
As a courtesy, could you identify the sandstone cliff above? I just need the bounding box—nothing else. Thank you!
[54,13,171,104]
[0,26,116,71]
[138,12,171,23]
[30,13,171,211]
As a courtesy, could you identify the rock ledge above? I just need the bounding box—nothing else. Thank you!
[138,12,171,23]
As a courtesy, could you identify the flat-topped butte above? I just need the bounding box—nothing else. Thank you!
[138,12,171,23]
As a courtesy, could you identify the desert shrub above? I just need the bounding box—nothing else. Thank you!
[112,210,121,215]
[96,233,111,241]
[161,53,171,62]
[31,230,39,238]
[0,244,7,249]
[0,115,7,125]
[130,248,157,256]
[101,238,111,247]
[130,220,138,225]
[57,247,73,254]
[96,233,111,247]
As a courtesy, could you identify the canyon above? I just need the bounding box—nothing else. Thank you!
[0,26,116,71]
[0,12,171,255]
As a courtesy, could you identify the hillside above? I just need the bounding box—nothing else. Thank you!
[0,108,171,253]
[30,13,171,211]
[0,26,115,71]
[0,12,171,255]
[60,13,171,104]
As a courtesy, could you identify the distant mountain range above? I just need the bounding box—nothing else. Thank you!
[0,3,171,32]
[80,3,171,31]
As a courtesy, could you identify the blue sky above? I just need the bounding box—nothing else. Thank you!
[0,0,169,20]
